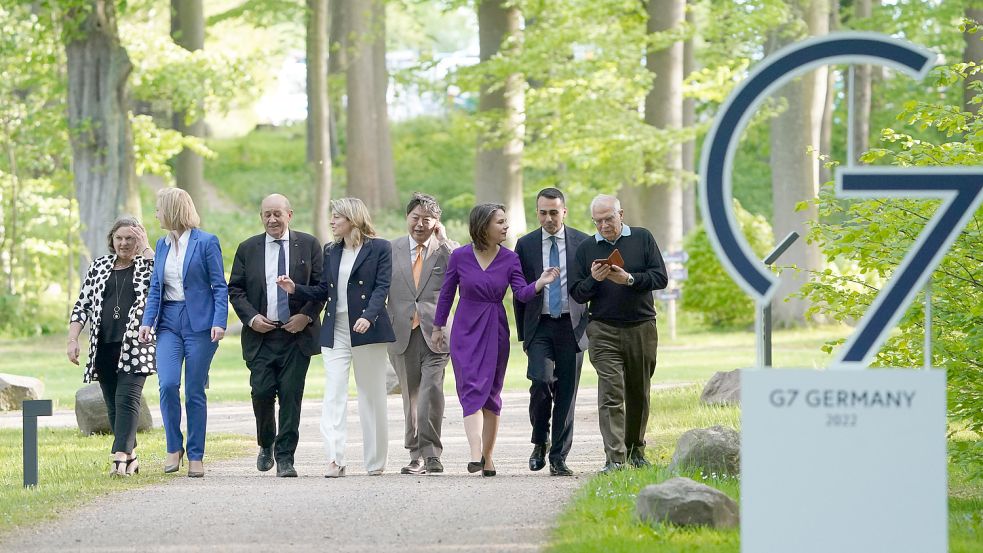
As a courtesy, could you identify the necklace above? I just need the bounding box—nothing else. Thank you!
[112,266,132,320]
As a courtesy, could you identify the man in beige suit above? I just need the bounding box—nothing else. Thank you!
[388,193,459,475]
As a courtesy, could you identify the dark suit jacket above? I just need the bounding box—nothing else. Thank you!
[143,228,228,333]
[293,237,397,349]
[228,230,325,362]
[513,225,591,354]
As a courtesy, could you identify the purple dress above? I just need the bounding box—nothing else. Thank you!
[434,245,539,416]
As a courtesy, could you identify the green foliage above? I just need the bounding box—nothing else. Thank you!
[123,17,259,122]
[682,200,774,328]
[801,62,983,474]
[0,4,77,336]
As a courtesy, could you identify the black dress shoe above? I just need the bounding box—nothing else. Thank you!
[467,455,485,474]
[424,457,444,473]
[549,460,573,476]
[529,442,549,471]
[257,447,274,472]
[598,461,624,475]
[628,454,651,469]
[276,459,298,477]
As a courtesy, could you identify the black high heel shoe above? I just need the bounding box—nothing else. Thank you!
[482,460,496,478]
[467,455,485,474]
[110,459,127,478]
[125,456,139,475]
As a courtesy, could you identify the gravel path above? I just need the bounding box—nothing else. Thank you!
[2,383,688,552]
[0,386,616,553]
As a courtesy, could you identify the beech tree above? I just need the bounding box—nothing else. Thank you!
[171,0,206,206]
[65,0,140,269]
[474,0,525,243]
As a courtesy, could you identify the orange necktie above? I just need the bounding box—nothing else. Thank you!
[411,244,424,329]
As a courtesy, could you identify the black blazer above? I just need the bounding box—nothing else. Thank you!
[294,237,396,348]
[228,230,325,361]
[513,225,591,352]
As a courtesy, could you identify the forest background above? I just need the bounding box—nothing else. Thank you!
[0,0,981,473]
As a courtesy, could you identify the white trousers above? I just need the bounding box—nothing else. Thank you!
[321,314,389,472]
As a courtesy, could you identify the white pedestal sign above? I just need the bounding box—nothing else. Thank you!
[741,369,947,553]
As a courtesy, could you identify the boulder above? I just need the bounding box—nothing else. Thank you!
[668,425,741,476]
[75,383,153,435]
[0,373,45,411]
[385,359,401,395]
[636,476,739,528]
[700,370,741,405]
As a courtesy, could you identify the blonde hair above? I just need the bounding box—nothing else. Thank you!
[156,187,201,231]
[331,197,376,246]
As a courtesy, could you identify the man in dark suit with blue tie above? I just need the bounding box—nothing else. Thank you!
[514,188,590,476]
[228,194,324,477]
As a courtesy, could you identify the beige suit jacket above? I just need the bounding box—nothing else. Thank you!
[387,235,458,355]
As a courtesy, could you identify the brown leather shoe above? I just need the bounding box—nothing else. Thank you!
[400,459,426,475]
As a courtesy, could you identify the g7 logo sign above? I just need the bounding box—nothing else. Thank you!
[699,32,983,369]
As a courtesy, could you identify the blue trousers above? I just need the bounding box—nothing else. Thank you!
[157,301,218,461]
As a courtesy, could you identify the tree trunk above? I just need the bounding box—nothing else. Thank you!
[681,0,697,237]
[344,0,396,211]
[65,0,137,271]
[328,0,346,163]
[308,0,333,243]
[852,0,872,157]
[769,0,829,326]
[372,0,397,206]
[964,7,983,114]
[819,0,838,185]
[475,0,526,245]
[171,0,205,208]
[624,0,685,253]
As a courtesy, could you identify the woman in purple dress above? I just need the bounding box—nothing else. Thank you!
[432,203,559,476]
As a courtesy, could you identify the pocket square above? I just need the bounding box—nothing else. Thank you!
[432,266,444,274]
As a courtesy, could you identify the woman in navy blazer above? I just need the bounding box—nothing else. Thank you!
[139,187,228,478]
[278,197,395,477]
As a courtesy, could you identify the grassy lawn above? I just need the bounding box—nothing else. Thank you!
[547,385,983,553]
[0,428,251,537]
[0,323,848,408]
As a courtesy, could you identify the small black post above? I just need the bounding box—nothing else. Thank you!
[23,399,53,488]
[761,232,799,367]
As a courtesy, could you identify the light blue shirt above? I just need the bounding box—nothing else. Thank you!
[595,224,631,245]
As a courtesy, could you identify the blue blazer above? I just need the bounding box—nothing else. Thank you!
[293,237,396,348]
[142,228,229,333]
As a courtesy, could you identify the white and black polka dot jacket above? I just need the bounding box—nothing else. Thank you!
[70,254,157,382]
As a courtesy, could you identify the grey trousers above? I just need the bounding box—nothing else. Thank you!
[586,319,659,463]
[390,327,449,460]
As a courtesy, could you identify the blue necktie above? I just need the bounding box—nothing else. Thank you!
[276,240,290,323]
[548,236,561,318]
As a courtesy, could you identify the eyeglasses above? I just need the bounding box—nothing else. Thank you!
[592,215,618,227]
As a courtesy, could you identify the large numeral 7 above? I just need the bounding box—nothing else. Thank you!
[833,168,983,368]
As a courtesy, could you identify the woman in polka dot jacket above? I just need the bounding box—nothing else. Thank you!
[68,216,156,477]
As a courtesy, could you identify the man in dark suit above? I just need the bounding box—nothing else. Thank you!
[514,188,590,476]
[228,194,324,477]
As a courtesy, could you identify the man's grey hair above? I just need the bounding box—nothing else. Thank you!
[589,194,621,214]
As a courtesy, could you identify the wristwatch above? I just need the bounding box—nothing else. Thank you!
[626,273,635,286]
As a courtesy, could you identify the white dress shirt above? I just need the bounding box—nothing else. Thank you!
[265,231,291,321]
[336,245,360,314]
[163,229,192,301]
[541,226,569,315]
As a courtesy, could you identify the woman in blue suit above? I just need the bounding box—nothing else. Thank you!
[277,197,395,477]
[139,187,228,478]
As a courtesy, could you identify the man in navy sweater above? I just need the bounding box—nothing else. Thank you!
[569,194,668,474]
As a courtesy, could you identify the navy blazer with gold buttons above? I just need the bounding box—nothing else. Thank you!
[292,237,396,348]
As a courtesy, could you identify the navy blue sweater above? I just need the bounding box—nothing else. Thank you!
[569,226,668,325]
